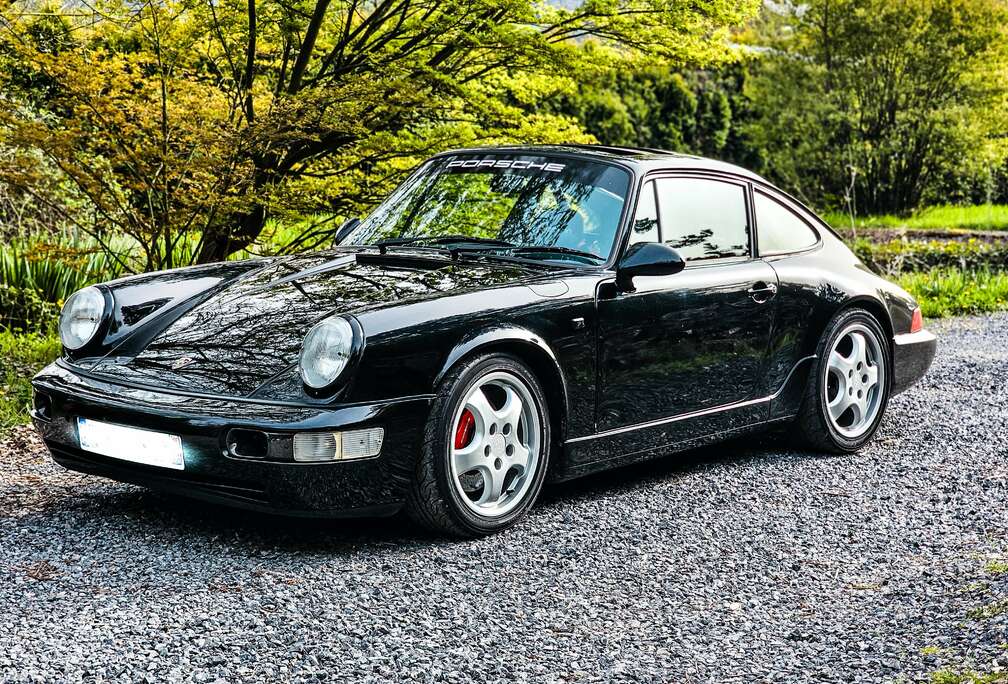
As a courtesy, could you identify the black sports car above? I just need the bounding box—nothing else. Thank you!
[32,145,936,536]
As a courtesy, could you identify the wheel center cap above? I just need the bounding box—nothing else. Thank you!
[490,433,506,456]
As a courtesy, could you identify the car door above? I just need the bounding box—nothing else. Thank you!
[596,174,778,434]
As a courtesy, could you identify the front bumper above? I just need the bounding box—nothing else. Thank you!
[892,329,937,394]
[31,362,431,517]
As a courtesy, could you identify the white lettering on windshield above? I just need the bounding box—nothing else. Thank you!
[446,159,566,173]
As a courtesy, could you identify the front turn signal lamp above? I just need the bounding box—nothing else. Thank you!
[910,307,923,333]
[293,428,384,462]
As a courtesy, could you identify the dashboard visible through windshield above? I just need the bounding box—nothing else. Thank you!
[345,154,631,264]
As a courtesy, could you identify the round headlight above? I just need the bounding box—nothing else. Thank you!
[299,317,356,390]
[59,286,106,350]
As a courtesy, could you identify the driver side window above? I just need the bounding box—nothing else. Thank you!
[654,177,750,261]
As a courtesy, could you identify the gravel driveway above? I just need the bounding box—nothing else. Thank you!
[1,314,1006,683]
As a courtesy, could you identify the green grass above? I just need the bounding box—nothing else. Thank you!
[986,560,1008,575]
[931,670,1007,684]
[824,204,1008,232]
[897,268,1008,318]
[968,599,1008,620]
[0,330,60,435]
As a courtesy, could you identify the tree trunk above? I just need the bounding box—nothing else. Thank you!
[197,203,267,263]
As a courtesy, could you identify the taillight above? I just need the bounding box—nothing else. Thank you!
[910,307,923,333]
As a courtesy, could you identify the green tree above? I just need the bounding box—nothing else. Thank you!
[0,0,758,266]
[553,63,754,161]
[742,0,1008,215]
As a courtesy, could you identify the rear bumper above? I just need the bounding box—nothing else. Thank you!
[31,362,430,517]
[892,329,937,394]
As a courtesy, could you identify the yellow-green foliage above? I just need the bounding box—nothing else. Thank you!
[853,238,1008,276]
[0,0,759,266]
[0,329,60,435]
[825,205,1008,233]
[0,237,125,304]
[930,671,1007,684]
[986,560,1008,575]
[968,599,1008,620]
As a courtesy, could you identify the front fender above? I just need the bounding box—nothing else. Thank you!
[434,326,559,386]
[433,326,570,440]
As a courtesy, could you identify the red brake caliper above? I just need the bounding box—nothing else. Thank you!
[454,409,476,450]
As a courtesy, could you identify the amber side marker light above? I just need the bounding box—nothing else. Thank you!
[910,307,924,334]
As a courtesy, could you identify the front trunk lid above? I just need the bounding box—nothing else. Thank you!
[88,251,537,396]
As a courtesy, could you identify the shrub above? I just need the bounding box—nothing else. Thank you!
[0,283,59,333]
[0,238,123,303]
[897,268,1008,318]
[0,328,60,434]
[853,238,1008,276]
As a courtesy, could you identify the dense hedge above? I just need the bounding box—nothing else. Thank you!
[852,238,1008,276]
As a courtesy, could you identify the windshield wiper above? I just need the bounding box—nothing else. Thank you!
[508,245,604,262]
[375,234,514,253]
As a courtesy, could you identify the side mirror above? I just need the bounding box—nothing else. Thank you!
[616,242,685,292]
[334,217,361,244]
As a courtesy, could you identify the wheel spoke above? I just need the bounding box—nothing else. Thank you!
[847,398,864,426]
[508,443,531,471]
[453,439,485,474]
[848,332,867,367]
[864,364,879,388]
[494,385,523,427]
[827,353,849,378]
[827,392,849,421]
[476,465,506,505]
[464,387,495,424]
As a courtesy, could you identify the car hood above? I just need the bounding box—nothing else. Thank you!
[86,250,548,397]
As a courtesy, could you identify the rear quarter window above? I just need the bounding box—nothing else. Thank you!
[754,190,819,254]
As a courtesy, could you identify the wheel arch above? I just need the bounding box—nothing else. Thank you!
[434,326,569,444]
[791,293,895,453]
[773,292,896,421]
[836,294,894,352]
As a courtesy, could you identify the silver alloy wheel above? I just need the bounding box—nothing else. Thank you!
[824,322,886,438]
[448,370,542,517]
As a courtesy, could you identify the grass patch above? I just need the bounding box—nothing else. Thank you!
[0,329,60,435]
[897,268,1008,318]
[825,204,1008,232]
[931,670,1007,684]
[968,599,1008,620]
[986,560,1008,575]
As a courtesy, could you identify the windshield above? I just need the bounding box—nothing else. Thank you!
[344,154,631,263]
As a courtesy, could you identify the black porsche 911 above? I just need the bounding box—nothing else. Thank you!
[32,145,936,536]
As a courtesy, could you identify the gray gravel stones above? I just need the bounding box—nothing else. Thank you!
[1,313,1006,683]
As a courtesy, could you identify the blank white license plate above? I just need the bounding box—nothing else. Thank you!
[77,418,185,470]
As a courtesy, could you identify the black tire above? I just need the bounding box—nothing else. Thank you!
[795,307,892,453]
[405,352,551,537]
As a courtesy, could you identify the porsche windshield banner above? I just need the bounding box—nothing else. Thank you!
[445,158,566,173]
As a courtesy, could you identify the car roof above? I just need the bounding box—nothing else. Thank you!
[433,144,769,184]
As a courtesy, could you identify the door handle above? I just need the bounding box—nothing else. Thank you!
[747,282,778,303]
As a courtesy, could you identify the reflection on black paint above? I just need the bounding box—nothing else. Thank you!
[597,260,778,431]
[93,252,548,397]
